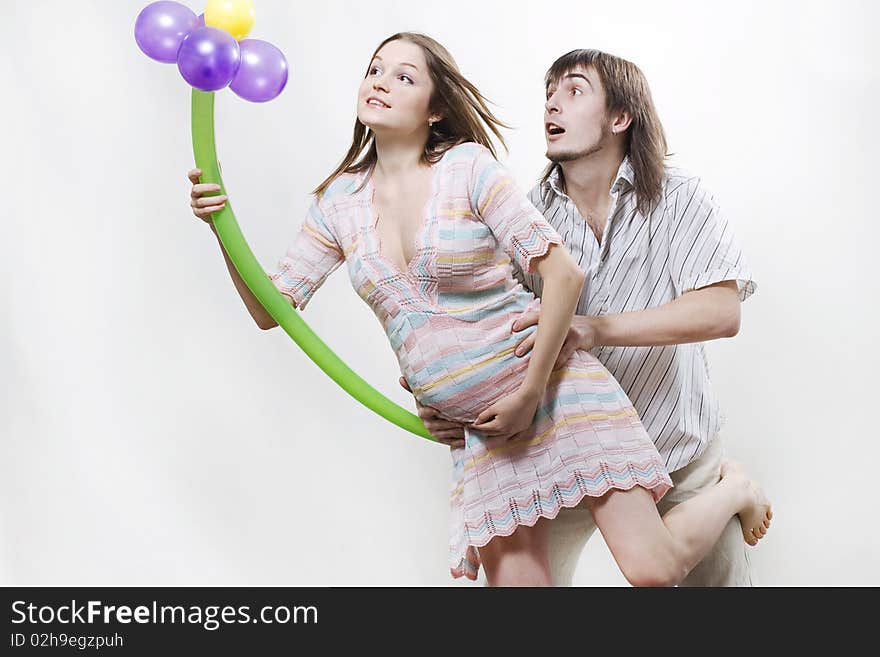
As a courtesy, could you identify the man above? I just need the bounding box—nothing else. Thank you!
[401,49,758,586]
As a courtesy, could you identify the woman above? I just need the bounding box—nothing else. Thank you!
[187,32,771,586]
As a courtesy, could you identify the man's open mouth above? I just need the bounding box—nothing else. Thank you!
[546,122,565,135]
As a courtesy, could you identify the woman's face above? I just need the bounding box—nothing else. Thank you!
[357,39,439,137]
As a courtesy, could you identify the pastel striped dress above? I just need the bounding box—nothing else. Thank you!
[268,142,673,580]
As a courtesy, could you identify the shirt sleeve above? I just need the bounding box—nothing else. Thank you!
[667,177,756,302]
[468,145,563,275]
[266,196,345,310]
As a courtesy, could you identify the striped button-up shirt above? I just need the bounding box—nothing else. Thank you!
[514,157,756,473]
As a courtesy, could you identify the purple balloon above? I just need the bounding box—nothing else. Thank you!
[195,12,205,29]
[134,1,197,64]
[177,26,241,92]
[230,40,289,103]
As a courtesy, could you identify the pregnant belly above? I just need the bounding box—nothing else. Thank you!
[396,312,539,424]
[411,346,531,424]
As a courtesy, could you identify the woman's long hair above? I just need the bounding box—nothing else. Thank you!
[313,32,510,197]
[541,49,669,216]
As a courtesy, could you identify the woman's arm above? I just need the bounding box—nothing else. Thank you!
[472,244,585,438]
[516,244,585,396]
[189,168,284,330]
[209,223,281,330]
[190,169,344,331]
[463,144,586,438]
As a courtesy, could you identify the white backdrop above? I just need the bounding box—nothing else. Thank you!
[2,0,877,586]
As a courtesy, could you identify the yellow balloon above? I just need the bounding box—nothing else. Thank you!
[204,0,256,41]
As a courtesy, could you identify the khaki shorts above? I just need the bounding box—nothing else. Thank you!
[542,434,753,586]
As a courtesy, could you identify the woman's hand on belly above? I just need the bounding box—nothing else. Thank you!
[470,386,542,442]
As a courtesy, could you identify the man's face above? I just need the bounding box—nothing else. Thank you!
[544,65,612,162]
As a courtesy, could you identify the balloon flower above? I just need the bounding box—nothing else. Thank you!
[134,1,287,101]
[133,2,433,441]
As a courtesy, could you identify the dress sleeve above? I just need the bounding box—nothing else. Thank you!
[667,177,756,302]
[266,196,345,310]
[468,145,563,274]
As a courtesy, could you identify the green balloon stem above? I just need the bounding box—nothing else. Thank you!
[190,89,434,442]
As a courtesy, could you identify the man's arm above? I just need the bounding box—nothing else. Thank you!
[592,279,741,347]
[514,175,752,359]
[511,280,742,365]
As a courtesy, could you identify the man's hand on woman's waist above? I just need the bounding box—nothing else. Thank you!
[399,377,466,448]
[511,312,599,367]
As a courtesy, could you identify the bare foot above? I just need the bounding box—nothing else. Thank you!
[720,460,773,546]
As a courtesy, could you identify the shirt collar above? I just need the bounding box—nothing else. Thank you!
[544,155,635,199]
